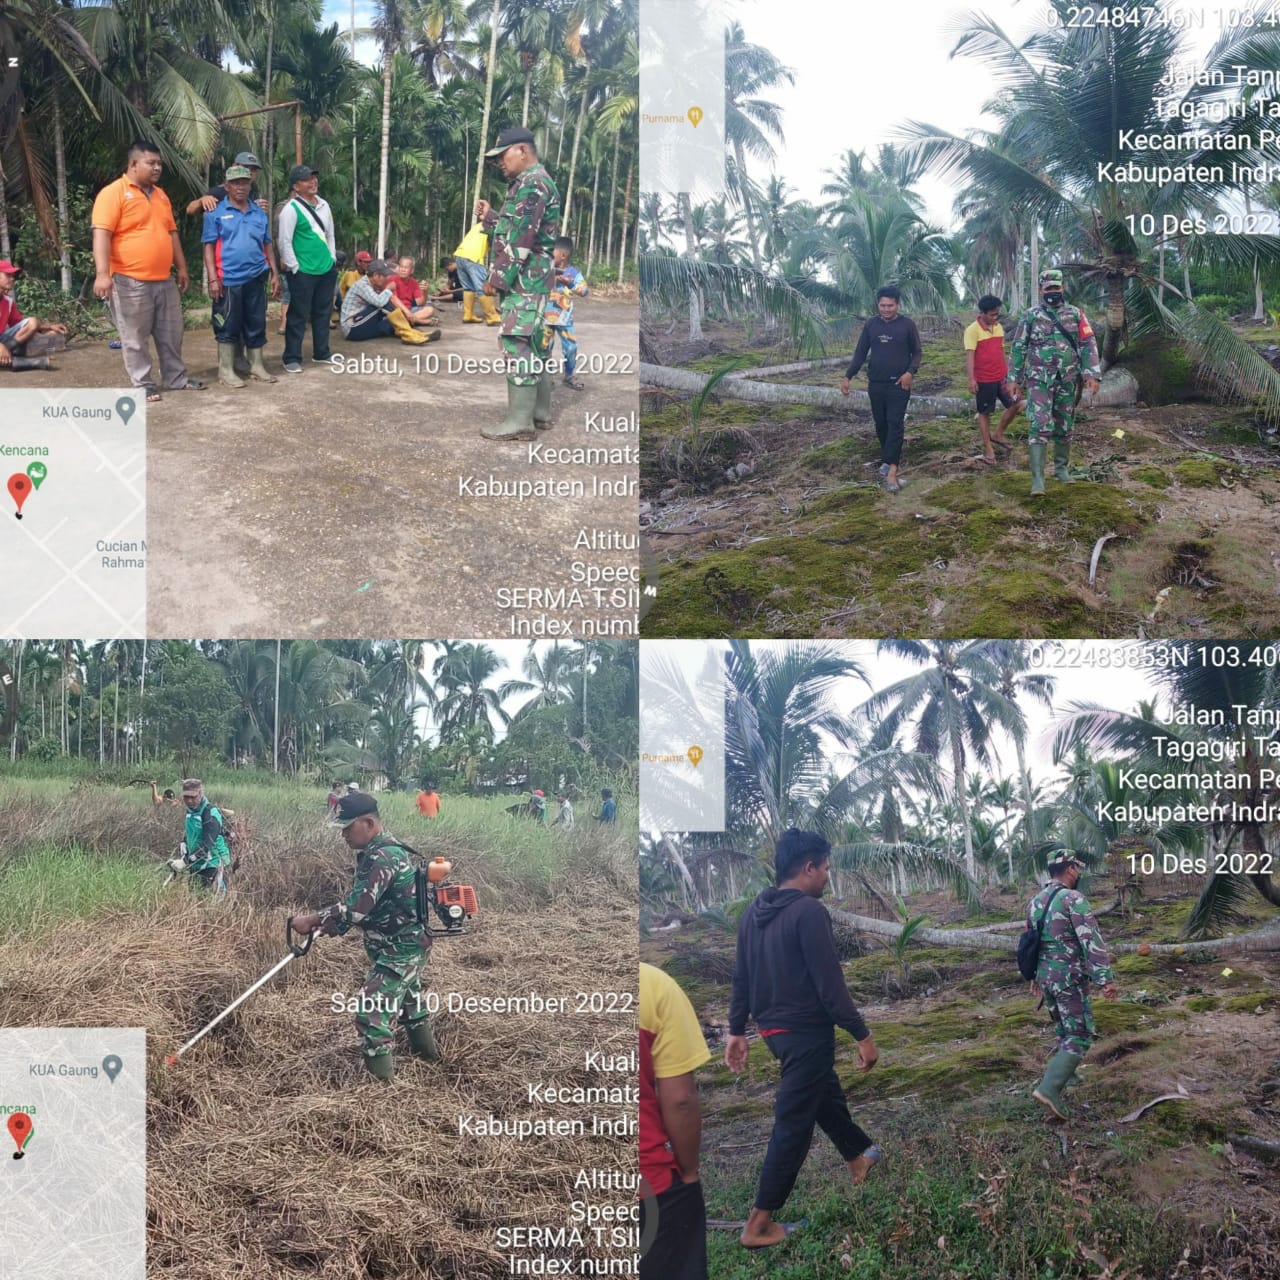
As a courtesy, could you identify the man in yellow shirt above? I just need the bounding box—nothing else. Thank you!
[92,140,205,401]
[640,962,711,1279]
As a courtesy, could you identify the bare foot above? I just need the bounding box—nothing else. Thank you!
[848,1143,883,1185]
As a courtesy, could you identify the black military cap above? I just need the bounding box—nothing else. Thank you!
[330,791,379,827]
[486,126,536,157]
[288,164,319,186]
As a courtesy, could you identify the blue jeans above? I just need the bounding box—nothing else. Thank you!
[455,256,487,292]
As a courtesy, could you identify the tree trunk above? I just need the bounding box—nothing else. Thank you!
[1182,250,1194,308]
[0,151,10,259]
[522,68,533,128]
[661,836,703,914]
[1157,241,1166,306]
[829,906,1280,955]
[564,79,590,224]
[1015,736,1034,875]
[677,193,703,342]
[1029,223,1039,294]
[265,12,276,216]
[53,93,71,293]
[604,128,621,277]
[1246,187,1265,321]
[734,139,763,274]
[617,152,633,283]
[378,51,392,256]
[1103,274,1126,367]
[952,736,976,880]
[586,150,602,274]
[472,0,502,214]
[352,0,358,214]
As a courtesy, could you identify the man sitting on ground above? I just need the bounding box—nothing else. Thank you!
[339,259,432,345]
[0,259,68,371]
[390,256,436,326]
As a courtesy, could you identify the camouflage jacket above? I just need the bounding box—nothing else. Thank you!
[483,162,561,299]
[1008,304,1102,384]
[1028,882,1114,988]
[317,834,429,961]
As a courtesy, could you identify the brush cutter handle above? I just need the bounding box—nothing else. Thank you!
[287,917,315,957]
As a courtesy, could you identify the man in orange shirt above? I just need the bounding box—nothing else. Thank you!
[92,139,205,401]
[416,786,441,819]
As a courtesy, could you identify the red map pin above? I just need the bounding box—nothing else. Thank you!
[7,1111,33,1158]
[7,472,31,519]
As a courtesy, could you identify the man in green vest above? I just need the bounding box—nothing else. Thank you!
[277,164,337,374]
[169,778,232,894]
[475,126,562,441]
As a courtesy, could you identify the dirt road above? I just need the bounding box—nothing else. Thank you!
[15,295,637,637]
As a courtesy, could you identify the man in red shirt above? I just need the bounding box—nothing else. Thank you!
[0,260,67,371]
[964,295,1023,464]
[390,256,436,326]
[640,961,711,1279]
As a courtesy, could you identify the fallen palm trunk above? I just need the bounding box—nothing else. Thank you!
[829,906,1280,954]
[726,356,850,379]
[640,363,1140,415]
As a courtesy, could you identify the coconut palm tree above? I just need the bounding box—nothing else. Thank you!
[1052,644,1280,933]
[899,0,1280,418]
[723,20,793,273]
[861,641,1026,881]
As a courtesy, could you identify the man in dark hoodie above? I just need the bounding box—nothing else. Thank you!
[725,828,881,1251]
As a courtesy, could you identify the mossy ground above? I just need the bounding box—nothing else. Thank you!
[643,321,1280,638]
[641,897,1280,1279]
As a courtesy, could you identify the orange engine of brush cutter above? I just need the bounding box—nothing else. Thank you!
[437,883,478,917]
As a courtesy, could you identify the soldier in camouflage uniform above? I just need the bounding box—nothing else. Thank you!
[475,125,561,441]
[1008,269,1102,496]
[1026,851,1119,1119]
[289,792,440,1081]
[168,778,232,894]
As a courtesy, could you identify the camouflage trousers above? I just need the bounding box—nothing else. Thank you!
[499,294,551,386]
[356,947,430,1059]
[1043,979,1096,1055]
[1024,367,1081,443]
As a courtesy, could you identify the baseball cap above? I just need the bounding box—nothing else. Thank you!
[354,251,372,265]
[1039,268,1064,288]
[224,165,252,182]
[234,151,262,168]
[366,258,392,275]
[181,778,203,797]
[486,126,536,157]
[0,260,21,276]
[288,164,318,186]
[533,790,545,798]
[330,792,379,827]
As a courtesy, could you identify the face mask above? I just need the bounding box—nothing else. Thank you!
[1043,291,1064,307]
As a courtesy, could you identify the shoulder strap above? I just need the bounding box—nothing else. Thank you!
[292,198,327,234]
[1041,307,1080,355]
[1033,883,1067,936]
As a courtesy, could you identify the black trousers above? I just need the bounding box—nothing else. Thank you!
[755,1027,874,1212]
[283,267,337,362]
[639,1177,707,1280]
[212,275,268,349]
[868,381,911,466]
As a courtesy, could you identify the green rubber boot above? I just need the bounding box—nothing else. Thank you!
[217,343,246,388]
[232,342,251,377]
[363,1053,395,1082]
[1028,441,1047,496]
[534,371,553,430]
[1032,1049,1080,1119]
[1053,438,1073,483]
[481,381,538,441]
[246,346,277,383]
[407,1020,442,1062]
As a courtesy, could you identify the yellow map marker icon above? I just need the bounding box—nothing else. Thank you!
[687,745,704,767]
[687,105,703,128]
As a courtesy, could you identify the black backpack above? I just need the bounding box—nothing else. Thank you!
[1016,884,1066,981]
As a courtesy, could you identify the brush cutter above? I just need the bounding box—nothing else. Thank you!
[163,918,314,1066]
[419,855,478,937]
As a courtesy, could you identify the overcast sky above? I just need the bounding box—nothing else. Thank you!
[725,0,1225,228]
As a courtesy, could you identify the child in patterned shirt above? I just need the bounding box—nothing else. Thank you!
[545,236,589,389]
